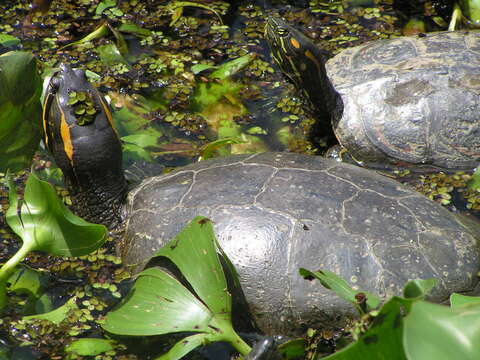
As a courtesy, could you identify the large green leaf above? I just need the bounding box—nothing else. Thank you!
[5,172,107,256]
[299,268,381,313]
[152,217,231,317]
[323,297,408,360]
[0,51,42,172]
[103,217,250,358]
[103,267,215,335]
[0,51,40,105]
[1,173,106,309]
[403,301,480,360]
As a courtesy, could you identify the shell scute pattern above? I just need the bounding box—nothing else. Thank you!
[122,153,480,334]
[182,163,275,208]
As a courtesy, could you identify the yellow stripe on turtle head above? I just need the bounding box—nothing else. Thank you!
[56,101,74,162]
[42,93,52,148]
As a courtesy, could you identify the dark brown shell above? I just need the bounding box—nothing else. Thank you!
[121,152,480,335]
[328,31,480,169]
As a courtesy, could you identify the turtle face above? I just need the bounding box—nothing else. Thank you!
[42,64,126,227]
[265,17,325,90]
[43,64,118,168]
[265,17,339,127]
[43,64,122,182]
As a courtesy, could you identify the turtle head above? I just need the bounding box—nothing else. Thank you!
[264,17,321,86]
[265,17,339,122]
[43,64,127,228]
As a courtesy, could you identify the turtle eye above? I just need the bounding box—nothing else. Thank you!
[276,27,288,37]
[49,77,60,93]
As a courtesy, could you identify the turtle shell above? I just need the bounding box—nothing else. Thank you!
[327,31,480,169]
[120,152,479,335]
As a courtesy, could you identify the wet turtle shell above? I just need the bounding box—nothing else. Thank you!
[120,152,480,335]
[330,31,480,169]
[266,19,480,170]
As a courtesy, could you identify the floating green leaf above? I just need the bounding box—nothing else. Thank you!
[122,143,154,162]
[468,167,480,191]
[24,297,78,324]
[404,301,480,360]
[0,34,20,48]
[190,55,254,115]
[322,297,408,360]
[167,1,224,27]
[121,128,162,162]
[118,23,152,37]
[59,22,109,50]
[95,0,117,15]
[7,265,51,315]
[210,54,255,80]
[96,43,129,66]
[199,137,243,160]
[65,338,116,356]
[191,63,216,74]
[191,79,243,111]
[122,132,158,149]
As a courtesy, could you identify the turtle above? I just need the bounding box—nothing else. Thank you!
[43,64,480,336]
[265,18,480,170]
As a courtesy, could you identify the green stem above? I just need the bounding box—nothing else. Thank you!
[230,331,252,356]
[212,317,252,356]
[0,241,33,310]
[225,327,252,356]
